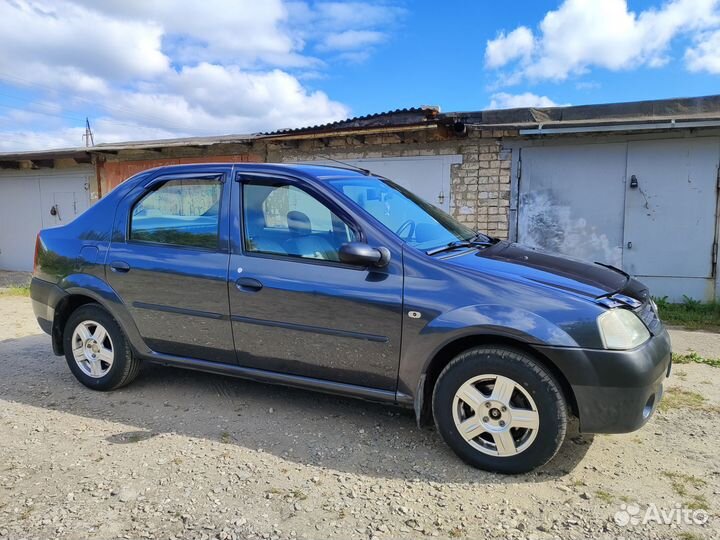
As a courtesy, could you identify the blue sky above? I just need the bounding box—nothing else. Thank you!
[1,0,719,151]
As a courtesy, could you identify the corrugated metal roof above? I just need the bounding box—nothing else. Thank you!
[262,106,441,136]
[90,133,258,152]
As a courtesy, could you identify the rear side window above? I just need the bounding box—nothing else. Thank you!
[130,178,222,249]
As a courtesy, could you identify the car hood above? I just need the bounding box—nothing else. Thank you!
[442,241,647,300]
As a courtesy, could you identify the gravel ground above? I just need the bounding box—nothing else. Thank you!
[0,295,718,540]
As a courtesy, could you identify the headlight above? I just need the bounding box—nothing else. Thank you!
[597,309,650,350]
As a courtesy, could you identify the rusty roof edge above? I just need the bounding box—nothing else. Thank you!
[261,106,440,136]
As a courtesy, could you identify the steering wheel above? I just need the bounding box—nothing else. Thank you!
[395,219,416,240]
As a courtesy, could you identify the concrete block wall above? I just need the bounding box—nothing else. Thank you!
[267,130,513,238]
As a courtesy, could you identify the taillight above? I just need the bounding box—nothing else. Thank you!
[33,233,41,274]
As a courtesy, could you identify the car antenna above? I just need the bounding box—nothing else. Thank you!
[318,155,372,176]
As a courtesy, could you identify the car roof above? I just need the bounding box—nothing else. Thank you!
[136,162,371,180]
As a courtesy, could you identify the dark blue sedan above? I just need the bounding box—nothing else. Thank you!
[30,163,671,473]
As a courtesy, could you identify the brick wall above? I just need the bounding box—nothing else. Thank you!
[268,131,512,238]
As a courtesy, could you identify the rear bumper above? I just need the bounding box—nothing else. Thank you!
[536,329,672,434]
[30,277,67,344]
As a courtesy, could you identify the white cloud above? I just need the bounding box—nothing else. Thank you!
[0,0,402,151]
[488,92,567,109]
[685,30,720,73]
[319,30,386,51]
[485,0,720,83]
[485,27,534,69]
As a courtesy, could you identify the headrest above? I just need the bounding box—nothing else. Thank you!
[287,211,311,235]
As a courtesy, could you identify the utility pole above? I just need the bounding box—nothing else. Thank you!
[82,117,95,147]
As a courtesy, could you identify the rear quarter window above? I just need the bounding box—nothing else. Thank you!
[130,178,222,249]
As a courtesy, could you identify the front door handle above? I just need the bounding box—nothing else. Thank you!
[109,260,131,273]
[235,277,263,292]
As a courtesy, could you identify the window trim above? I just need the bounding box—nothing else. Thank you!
[239,174,364,268]
[127,174,225,252]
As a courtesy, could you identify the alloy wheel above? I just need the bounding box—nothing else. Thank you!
[452,374,540,457]
[71,320,114,378]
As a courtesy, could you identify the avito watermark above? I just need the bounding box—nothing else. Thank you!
[614,503,709,527]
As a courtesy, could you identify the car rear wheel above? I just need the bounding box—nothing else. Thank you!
[63,304,141,391]
[433,346,567,474]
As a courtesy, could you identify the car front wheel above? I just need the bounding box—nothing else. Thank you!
[63,303,141,391]
[432,346,567,474]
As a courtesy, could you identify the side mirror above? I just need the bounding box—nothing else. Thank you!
[339,242,391,268]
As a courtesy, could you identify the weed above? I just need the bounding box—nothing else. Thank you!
[672,352,720,369]
[677,533,703,540]
[0,285,30,297]
[220,431,231,444]
[595,490,614,503]
[658,388,717,413]
[657,299,720,330]
[662,471,706,497]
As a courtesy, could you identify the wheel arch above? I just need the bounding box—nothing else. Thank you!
[52,274,148,357]
[416,334,579,426]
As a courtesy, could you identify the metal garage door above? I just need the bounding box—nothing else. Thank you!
[517,143,628,267]
[623,138,719,279]
[517,138,720,299]
[298,155,462,211]
[0,168,91,271]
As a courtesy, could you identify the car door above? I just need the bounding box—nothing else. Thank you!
[228,172,404,391]
[106,169,235,363]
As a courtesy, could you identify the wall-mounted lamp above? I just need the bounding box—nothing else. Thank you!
[629,175,639,189]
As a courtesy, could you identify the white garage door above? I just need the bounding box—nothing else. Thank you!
[0,168,92,271]
[297,155,462,211]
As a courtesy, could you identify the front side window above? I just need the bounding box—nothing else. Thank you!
[243,183,356,261]
[328,177,478,251]
[130,178,222,249]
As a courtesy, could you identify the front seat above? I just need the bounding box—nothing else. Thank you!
[285,211,337,260]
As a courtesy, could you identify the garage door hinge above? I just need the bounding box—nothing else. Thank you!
[717,165,720,189]
[713,241,718,273]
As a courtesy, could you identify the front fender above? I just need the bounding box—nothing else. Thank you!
[56,273,151,356]
[396,304,579,400]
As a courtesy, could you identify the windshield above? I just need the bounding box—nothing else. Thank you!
[328,176,480,251]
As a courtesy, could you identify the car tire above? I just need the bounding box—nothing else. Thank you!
[63,303,141,391]
[432,346,567,474]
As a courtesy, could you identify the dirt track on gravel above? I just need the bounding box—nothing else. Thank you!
[0,295,718,540]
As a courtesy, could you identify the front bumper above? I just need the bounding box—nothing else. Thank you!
[536,329,672,433]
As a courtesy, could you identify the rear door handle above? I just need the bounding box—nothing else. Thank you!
[235,277,263,292]
[109,261,131,273]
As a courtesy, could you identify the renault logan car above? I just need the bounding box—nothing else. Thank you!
[30,163,671,474]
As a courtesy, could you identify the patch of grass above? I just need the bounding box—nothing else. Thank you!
[618,495,633,503]
[655,295,720,330]
[595,490,614,503]
[658,388,718,413]
[290,489,307,501]
[126,433,144,443]
[685,494,710,511]
[0,285,30,297]
[677,533,703,540]
[662,471,706,497]
[220,431,231,444]
[672,351,720,369]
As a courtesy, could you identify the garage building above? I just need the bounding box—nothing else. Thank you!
[1,95,720,302]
